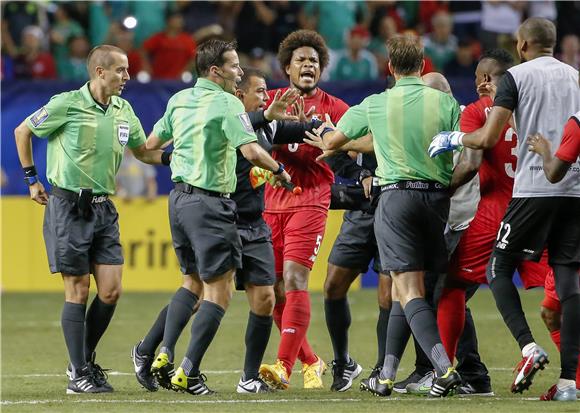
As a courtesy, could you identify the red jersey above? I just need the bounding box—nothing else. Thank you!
[264,87,349,212]
[555,114,580,163]
[143,32,196,79]
[460,96,517,223]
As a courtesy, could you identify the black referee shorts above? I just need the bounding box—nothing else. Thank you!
[374,190,450,273]
[493,197,580,266]
[169,189,242,280]
[235,221,276,290]
[328,210,381,273]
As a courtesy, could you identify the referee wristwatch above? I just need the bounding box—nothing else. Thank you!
[273,162,285,175]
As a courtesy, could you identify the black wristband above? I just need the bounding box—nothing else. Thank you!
[273,162,285,175]
[320,127,334,138]
[23,166,38,177]
[359,169,372,183]
[161,151,172,166]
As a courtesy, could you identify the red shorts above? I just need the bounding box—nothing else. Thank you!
[450,214,549,288]
[541,270,560,313]
[263,209,328,277]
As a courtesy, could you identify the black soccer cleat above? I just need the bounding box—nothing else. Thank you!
[171,367,215,395]
[236,375,274,393]
[66,365,108,394]
[151,352,175,390]
[330,358,363,392]
[393,369,427,394]
[360,375,394,397]
[131,342,158,392]
[429,367,462,397]
[87,352,114,392]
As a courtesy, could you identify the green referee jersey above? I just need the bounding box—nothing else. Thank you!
[153,78,257,194]
[337,77,460,186]
[25,82,146,194]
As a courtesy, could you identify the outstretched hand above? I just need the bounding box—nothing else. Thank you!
[264,89,300,122]
[291,96,316,122]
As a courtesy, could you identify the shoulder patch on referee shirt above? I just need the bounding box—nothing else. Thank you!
[30,107,49,127]
[238,113,254,133]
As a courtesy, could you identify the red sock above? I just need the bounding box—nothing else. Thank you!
[277,290,311,376]
[273,301,285,331]
[550,329,561,351]
[437,287,466,362]
[273,300,317,366]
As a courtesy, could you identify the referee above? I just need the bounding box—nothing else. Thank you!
[14,45,167,394]
[429,17,580,400]
[309,35,462,397]
[145,40,291,396]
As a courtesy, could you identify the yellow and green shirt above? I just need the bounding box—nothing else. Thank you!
[26,82,146,194]
[337,77,460,186]
[153,78,257,194]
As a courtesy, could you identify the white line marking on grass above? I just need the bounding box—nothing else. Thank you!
[1,398,362,405]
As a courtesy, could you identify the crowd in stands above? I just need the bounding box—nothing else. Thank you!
[2,1,579,83]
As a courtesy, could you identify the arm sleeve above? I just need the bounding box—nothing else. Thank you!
[247,110,267,131]
[555,117,580,163]
[152,106,174,142]
[272,119,324,144]
[493,71,518,111]
[460,101,485,133]
[222,96,258,147]
[126,104,147,148]
[336,99,370,140]
[25,93,70,138]
[325,152,365,180]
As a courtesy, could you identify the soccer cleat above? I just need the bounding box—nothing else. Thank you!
[131,342,158,392]
[151,352,175,390]
[429,367,461,397]
[406,371,434,395]
[236,376,274,393]
[87,352,114,392]
[360,375,394,397]
[454,381,495,397]
[66,365,107,394]
[511,345,549,393]
[359,365,381,391]
[171,367,214,395]
[330,358,363,392]
[393,369,427,394]
[259,360,290,390]
[540,384,578,401]
[302,356,327,389]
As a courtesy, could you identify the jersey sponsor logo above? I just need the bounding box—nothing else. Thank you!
[238,113,254,134]
[30,107,49,127]
[118,123,130,146]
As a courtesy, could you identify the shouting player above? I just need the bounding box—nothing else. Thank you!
[259,30,349,390]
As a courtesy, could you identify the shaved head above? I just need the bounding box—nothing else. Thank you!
[422,72,452,95]
[87,45,127,79]
[518,17,556,50]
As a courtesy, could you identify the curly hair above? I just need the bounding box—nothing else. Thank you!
[277,30,330,77]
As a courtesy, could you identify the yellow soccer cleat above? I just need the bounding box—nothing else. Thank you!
[150,352,174,390]
[259,360,290,390]
[302,356,327,389]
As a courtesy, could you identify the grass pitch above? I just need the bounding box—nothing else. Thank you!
[1,289,577,412]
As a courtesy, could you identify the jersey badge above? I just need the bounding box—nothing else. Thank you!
[30,107,49,127]
[238,113,254,134]
[118,123,130,146]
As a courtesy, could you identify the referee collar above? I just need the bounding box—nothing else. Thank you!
[80,82,122,110]
[195,78,226,92]
[393,76,424,88]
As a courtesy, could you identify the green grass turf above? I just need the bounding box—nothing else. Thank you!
[1,289,577,412]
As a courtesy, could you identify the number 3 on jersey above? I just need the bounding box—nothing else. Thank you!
[495,221,511,250]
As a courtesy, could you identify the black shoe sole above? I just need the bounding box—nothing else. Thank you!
[152,369,174,391]
[359,381,391,397]
[511,355,549,394]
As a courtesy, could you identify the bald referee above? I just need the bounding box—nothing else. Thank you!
[429,17,580,400]
[14,45,167,394]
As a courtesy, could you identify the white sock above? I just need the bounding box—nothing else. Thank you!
[557,378,575,390]
[521,342,537,357]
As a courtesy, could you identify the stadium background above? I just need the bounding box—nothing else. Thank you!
[1,1,579,292]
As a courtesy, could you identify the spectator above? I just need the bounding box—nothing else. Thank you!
[141,12,196,80]
[443,40,477,78]
[299,1,368,51]
[369,15,398,78]
[418,0,449,34]
[128,1,171,47]
[368,1,406,34]
[331,25,378,81]
[449,1,482,42]
[233,1,276,53]
[527,1,557,21]
[112,26,143,78]
[59,35,90,81]
[13,25,56,79]
[2,1,46,48]
[269,1,302,51]
[116,149,158,203]
[557,34,580,70]
[480,0,524,51]
[244,47,275,80]
[423,11,457,72]
[50,4,85,77]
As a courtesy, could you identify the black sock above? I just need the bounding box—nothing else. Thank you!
[160,287,198,361]
[243,312,273,380]
[181,300,225,376]
[413,337,433,375]
[324,297,351,365]
[404,298,451,376]
[139,305,168,356]
[61,302,87,373]
[553,264,580,380]
[84,296,116,361]
[456,307,490,385]
[380,302,411,381]
[375,306,390,367]
[487,253,534,349]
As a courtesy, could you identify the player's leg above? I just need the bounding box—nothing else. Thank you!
[372,273,392,375]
